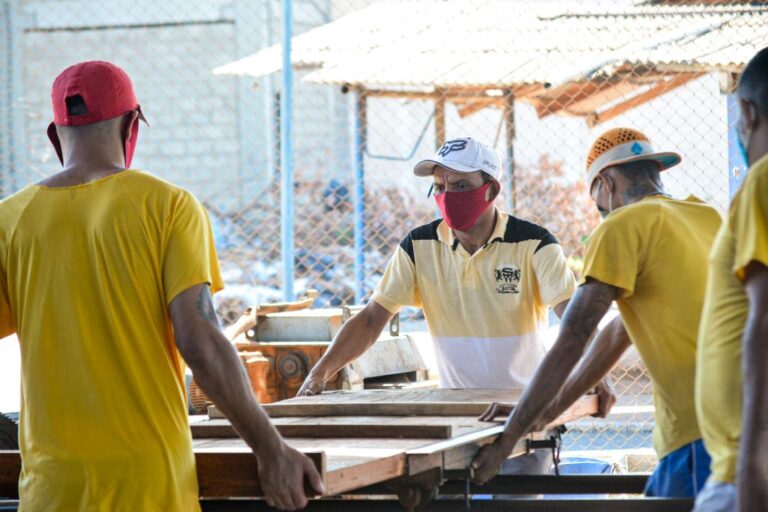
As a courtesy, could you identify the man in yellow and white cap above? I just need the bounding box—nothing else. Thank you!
[472,128,723,498]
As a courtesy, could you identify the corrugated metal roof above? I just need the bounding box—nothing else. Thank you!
[214,1,768,88]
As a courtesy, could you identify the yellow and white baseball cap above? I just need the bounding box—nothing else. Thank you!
[586,128,681,188]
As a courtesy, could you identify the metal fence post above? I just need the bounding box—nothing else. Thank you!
[728,93,747,199]
[280,0,294,301]
[503,89,515,213]
[350,89,367,304]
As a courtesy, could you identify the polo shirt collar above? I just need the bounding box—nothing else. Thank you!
[436,209,508,251]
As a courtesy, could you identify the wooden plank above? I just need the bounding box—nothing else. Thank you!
[191,419,452,439]
[194,439,411,496]
[256,389,525,418]
[588,73,700,127]
[0,451,20,499]
[544,394,598,429]
[196,450,326,498]
[0,449,330,500]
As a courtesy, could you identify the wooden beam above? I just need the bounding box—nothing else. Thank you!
[588,73,700,127]
[561,82,639,116]
[456,102,496,118]
[0,449,327,500]
[0,451,20,499]
[196,450,326,498]
[191,420,453,439]
[533,81,618,118]
[261,401,507,417]
[435,92,446,148]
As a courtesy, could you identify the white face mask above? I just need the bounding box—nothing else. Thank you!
[595,179,614,219]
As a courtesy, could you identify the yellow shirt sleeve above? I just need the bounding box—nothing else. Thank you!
[732,167,768,281]
[532,243,577,307]
[581,208,649,297]
[162,190,225,304]
[371,246,421,314]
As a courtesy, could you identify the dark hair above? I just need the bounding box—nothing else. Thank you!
[739,47,768,116]
[481,171,496,183]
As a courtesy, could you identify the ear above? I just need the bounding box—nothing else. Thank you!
[740,98,756,131]
[485,180,501,202]
[122,110,139,141]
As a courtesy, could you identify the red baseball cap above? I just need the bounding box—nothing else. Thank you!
[47,61,147,166]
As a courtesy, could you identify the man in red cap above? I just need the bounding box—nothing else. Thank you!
[471,128,722,499]
[0,61,321,511]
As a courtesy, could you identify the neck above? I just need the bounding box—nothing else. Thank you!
[454,208,497,255]
[619,183,666,207]
[44,145,125,187]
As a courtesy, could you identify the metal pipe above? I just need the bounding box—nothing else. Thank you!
[280,0,295,301]
[728,93,747,199]
[503,90,516,213]
[350,90,367,304]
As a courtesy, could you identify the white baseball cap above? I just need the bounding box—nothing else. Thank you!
[414,137,502,182]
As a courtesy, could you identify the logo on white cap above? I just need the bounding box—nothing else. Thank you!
[414,137,503,182]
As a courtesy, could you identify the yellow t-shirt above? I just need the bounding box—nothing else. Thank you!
[372,211,577,389]
[0,170,223,511]
[581,195,722,459]
[697,154,768,483]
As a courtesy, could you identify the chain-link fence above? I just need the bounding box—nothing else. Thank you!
[2,0,767,471]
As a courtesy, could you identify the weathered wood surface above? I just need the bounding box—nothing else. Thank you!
[196,450,325,498]
[210,388,526,418]
[191,416,456,439]
[0,391,598,499]
[194,438,414,497]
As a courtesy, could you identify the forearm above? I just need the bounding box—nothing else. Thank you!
[738,310,768,509]
[310,303,392,382]
[184,328,282,454]
[500,281,617,448]
[548,317,630,418]
[502,335,587,443]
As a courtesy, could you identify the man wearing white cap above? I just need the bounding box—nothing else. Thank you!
[472,128,723,498]
[298,137,614,475]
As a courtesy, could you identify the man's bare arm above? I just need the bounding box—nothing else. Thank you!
[738,261,768,512]
[538,316,630,425]
[298,300,393,396]
[170,284,323,510]
[478,300,620,423]
[472,279,621,483]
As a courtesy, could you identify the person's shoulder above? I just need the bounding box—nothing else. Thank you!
[121,169,185,194]
[0,186,39,230]
[120,170,201,207]
[601,197,665,228]
[406,219,442,241]
[398,219,442,263]
[499,214,558,253]
[737,154,768,201]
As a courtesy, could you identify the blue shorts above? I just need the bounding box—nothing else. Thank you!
[645,439,711,498]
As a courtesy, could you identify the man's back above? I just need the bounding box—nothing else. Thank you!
[582,195,722,458]
[0,170,222,511]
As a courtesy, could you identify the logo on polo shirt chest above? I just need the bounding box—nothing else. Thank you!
[494,265,521,294]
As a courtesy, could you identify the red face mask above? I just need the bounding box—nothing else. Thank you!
[434,181,495,232]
